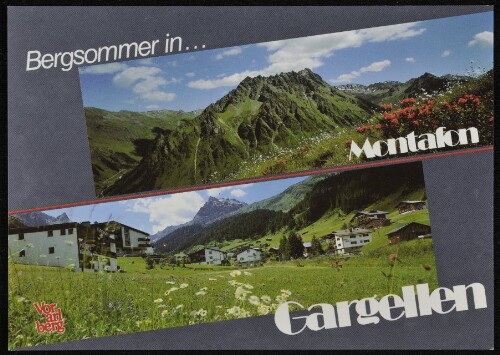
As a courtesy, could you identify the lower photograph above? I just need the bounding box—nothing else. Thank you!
[8,161,436,349]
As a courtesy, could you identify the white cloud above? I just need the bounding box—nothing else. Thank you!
[441,50,451,57]
[111,66,176,102]
[185,72,196,77]
[80,62,129,74]
[168,60,178,67]
[468,31,493,47]
[166,77,182,85]
[145,104,159,110]
[405,57,415,63]
[127,192,205,233]
[132,76,167,94]
[112,66,162,87]
[140,91,176,101]
[215,47,243,60]
[230,189,247,198]
[205,183,254,198]
[188,22,425,89]
[332,59,391,83]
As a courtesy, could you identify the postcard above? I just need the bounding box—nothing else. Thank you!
[7,6,494,350]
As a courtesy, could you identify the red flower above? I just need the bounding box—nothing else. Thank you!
[383,112,396,120]
[400,97,416,108]
[391,118,399,125]
[380,103,393,111]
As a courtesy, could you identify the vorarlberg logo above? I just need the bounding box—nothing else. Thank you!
[349,127,480,160]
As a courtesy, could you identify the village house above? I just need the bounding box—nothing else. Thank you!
[353,210,391,229]
[8,221,152,272]
[331,228,372,255]
[303,242,312,257]
[188,247,226,265]
[386,222,431,244]
[94,221,153,257]
[396,201,427,214]
[236,248,262,266]
[354,210,389,220]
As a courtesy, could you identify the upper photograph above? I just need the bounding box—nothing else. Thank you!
[79,12,493,198]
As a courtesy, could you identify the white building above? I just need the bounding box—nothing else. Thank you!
[204,247,226,265]
[236,248,262,265]
[8,221,153,272]
[332,228,372,255]
[8,222,117,272]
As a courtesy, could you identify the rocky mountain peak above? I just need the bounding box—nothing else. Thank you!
[192,197,247,225]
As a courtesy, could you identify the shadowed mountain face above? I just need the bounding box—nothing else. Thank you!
[148,197,247,243]
[101,68,374,195]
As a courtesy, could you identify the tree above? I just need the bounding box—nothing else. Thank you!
[310,236,324,256]
[288,232,304,259]
[278,236,290,261]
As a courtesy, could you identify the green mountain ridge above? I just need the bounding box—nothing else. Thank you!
[99,68,375,196]
[154,162,426,254]
[336,72,471,104]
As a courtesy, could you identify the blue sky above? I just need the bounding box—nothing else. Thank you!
[79,12,493,113]
[43,176,307,235]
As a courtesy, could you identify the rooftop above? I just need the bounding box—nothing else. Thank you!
[387,222,430,236]
[333,228,372,236]
[357,210,388,215]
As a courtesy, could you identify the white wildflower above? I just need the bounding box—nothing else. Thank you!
[257,304,271,315]
[153,298,163,304]
[281,289,292,297]
[165,287,179,295]
[230,270,242,277]
[260,295,271,304]
[195,291,206,296]
[179,283,188,289]
[235,286,250,301]
[196,308,208,317]
[248,295,260,306]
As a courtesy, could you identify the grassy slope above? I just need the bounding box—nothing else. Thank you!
[85,108,197,194]
[187,186,427,257]
[9,240,437,349]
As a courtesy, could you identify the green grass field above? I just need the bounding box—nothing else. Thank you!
[9,225,437,349]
